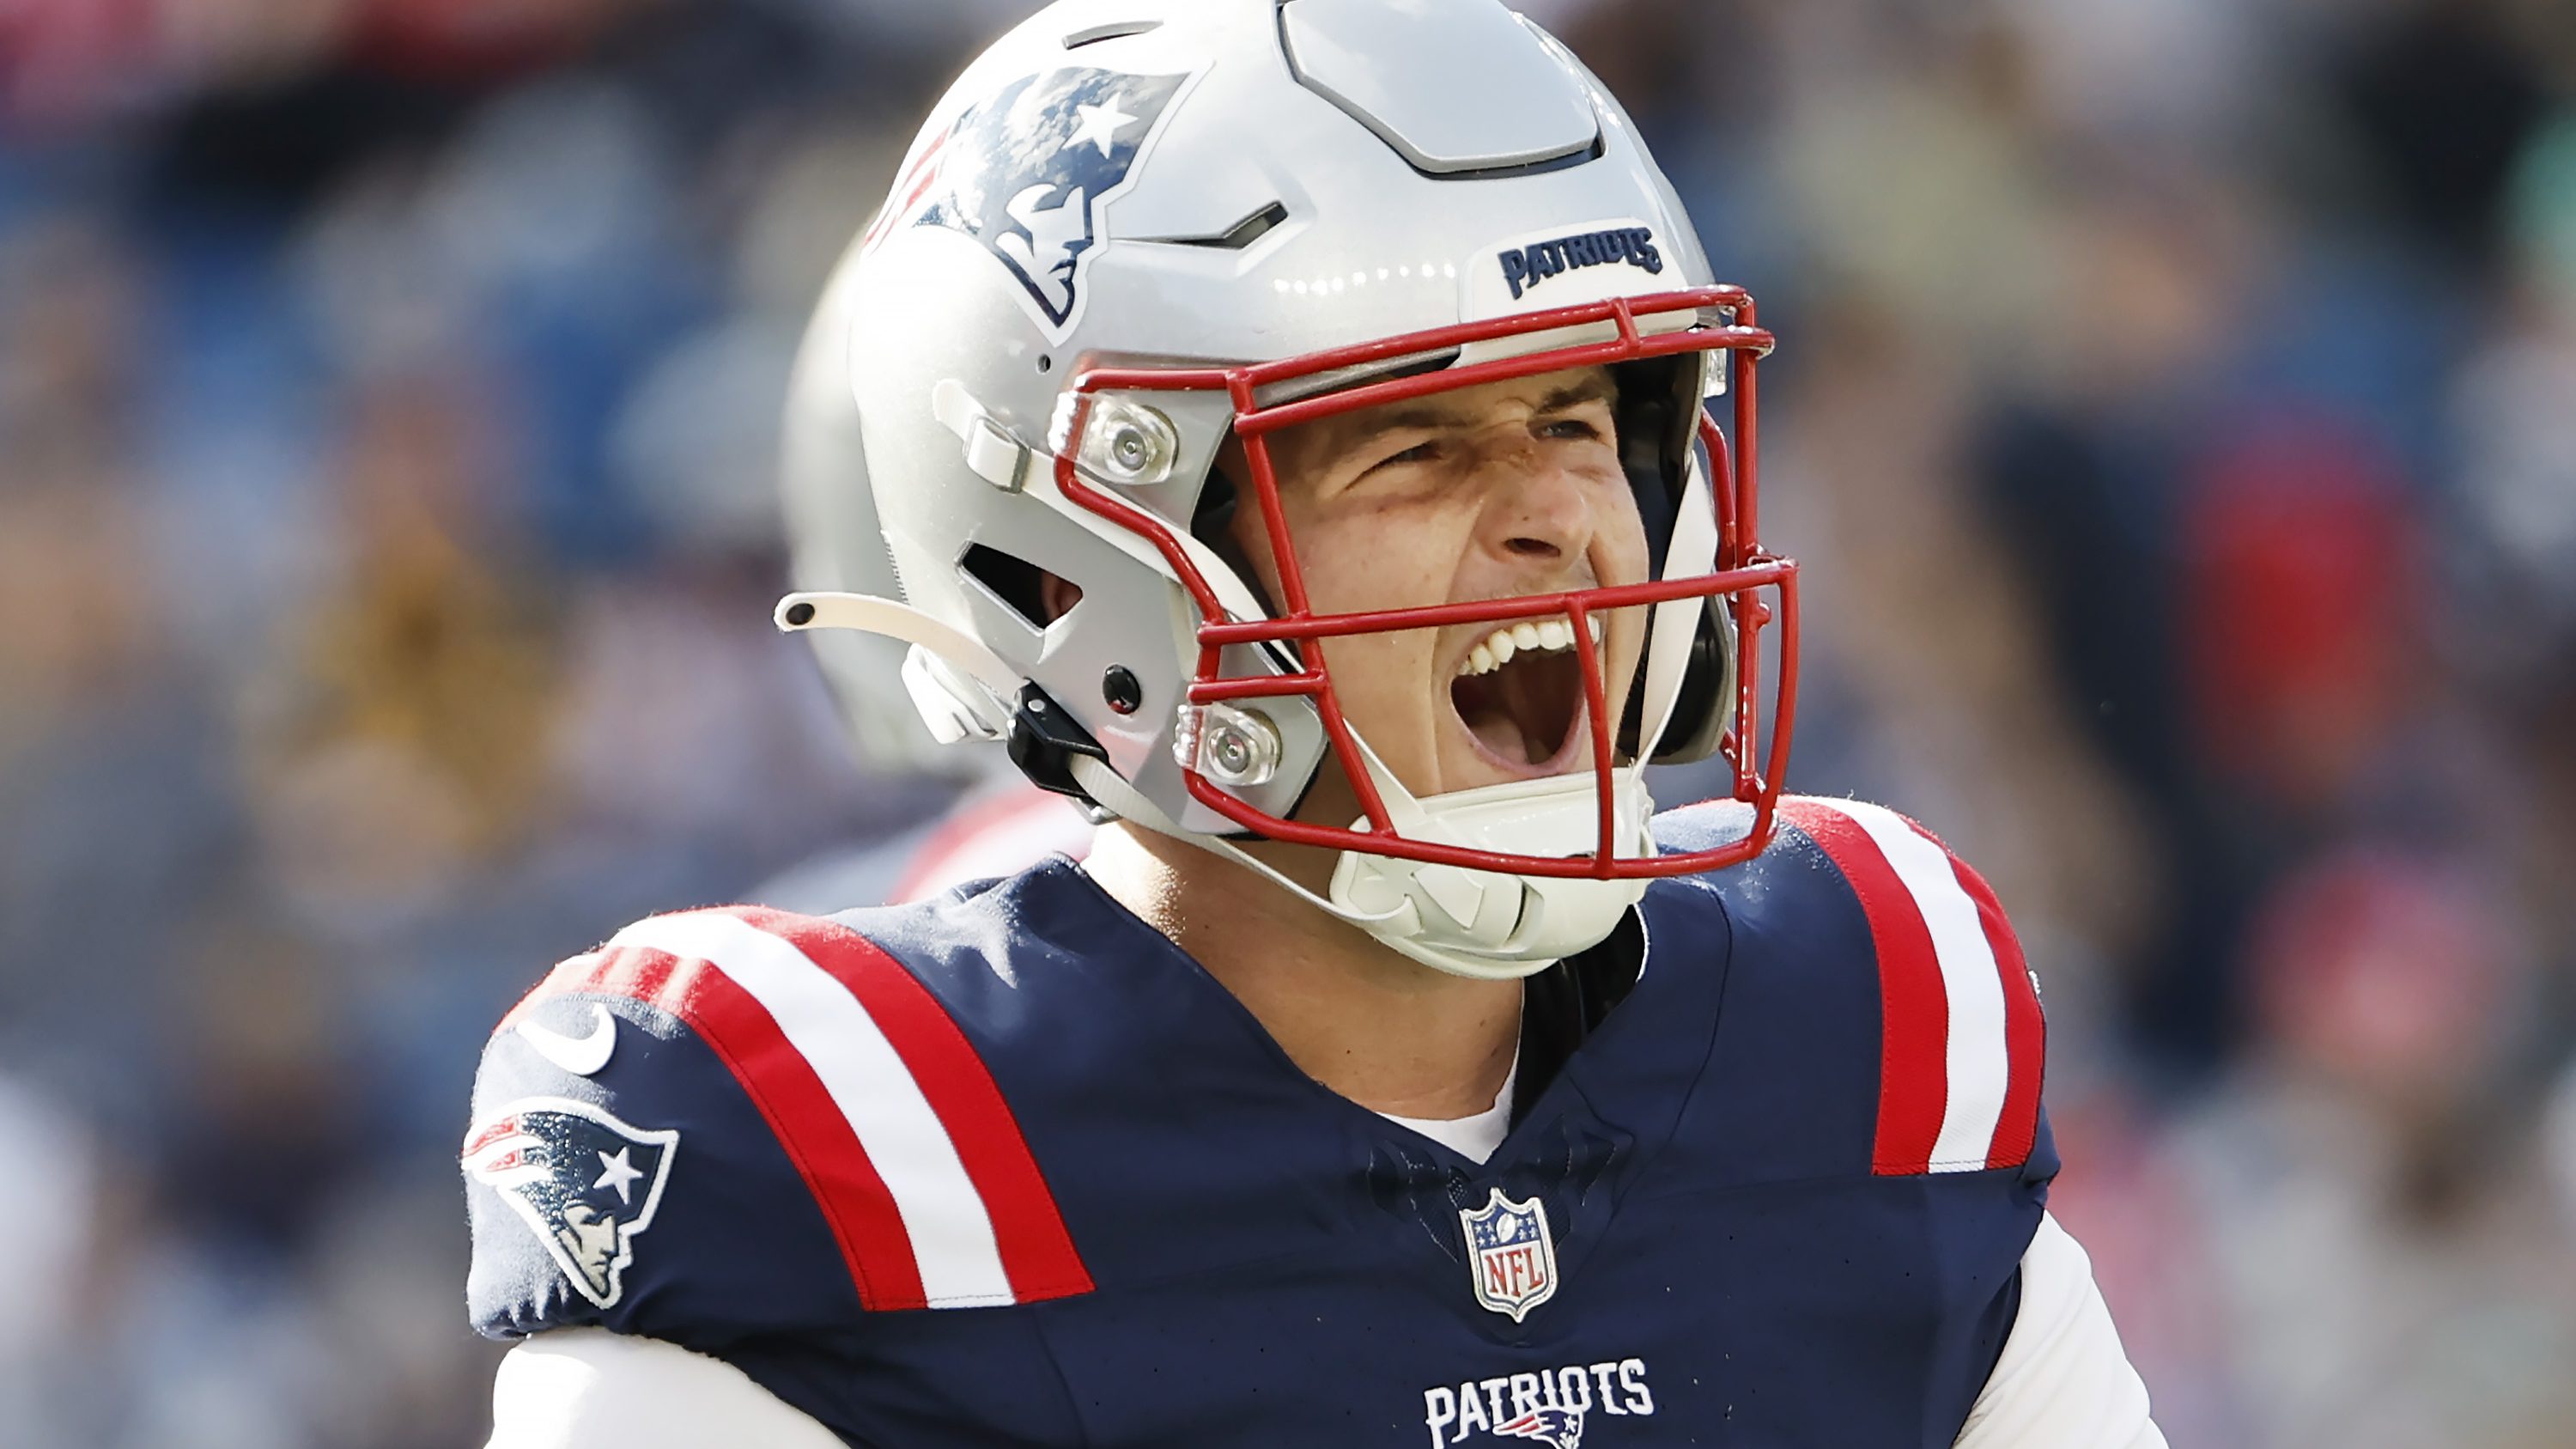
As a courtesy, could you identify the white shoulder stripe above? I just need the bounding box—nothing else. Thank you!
[1808,799,2014,1172]
[606,911,1015,1306]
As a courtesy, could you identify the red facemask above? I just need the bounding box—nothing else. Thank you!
[1054,286,1800,880]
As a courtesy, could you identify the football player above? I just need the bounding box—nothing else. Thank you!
[466,2,2164,1445]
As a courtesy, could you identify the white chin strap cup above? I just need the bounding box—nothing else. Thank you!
[1327,770,1656,981]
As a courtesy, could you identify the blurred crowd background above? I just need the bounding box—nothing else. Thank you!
[3,0,2574,1444]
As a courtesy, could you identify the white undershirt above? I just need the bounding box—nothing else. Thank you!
[1377,1050,1519,1163]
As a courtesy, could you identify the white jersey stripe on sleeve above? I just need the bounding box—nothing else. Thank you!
[1810,799,2014,1172]
[607,910,1015,1306]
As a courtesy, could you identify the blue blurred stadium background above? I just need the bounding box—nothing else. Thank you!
[3,1,2575,1444]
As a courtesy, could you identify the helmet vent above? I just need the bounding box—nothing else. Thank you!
[1135,200,1290,252]
[1063,20,1161,48]
[960,545,1060,630]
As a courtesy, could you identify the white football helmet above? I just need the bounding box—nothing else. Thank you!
[784,220,1016,784]
[781,0,1799,979]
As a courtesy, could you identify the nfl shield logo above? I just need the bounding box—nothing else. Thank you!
[1459,1187,1558,1322]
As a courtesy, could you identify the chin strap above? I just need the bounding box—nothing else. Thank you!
[1062,752,1413,931]
[1072,747,1649,984]
[781,586,1413,935]
[781,586,1636,982]
[777,589,1370,916]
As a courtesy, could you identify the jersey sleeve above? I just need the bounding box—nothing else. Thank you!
[1652,795,2062,1444]
[1768,796,2060,1438]
[464,902,1093,1349]
[1953,1215,2166,1448]
[462,919,874,1349]
[1767,796,2050,1178]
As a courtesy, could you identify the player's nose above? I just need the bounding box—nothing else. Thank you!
[1475,447,1597,572]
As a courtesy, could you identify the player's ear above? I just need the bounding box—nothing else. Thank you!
[1038,573,1084,624]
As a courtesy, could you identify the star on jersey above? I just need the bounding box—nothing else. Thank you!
[902,66,1190,335]
[592,1146,644,1204]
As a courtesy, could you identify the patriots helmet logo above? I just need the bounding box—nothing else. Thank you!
[463,1096,677,1308]
[1497,1407,1587,1448]
[870,65,1191,337]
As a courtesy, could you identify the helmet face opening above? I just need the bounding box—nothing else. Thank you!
[1052,285,1801,880]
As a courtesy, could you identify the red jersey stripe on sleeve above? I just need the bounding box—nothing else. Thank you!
[729,906,1094,1305]
[1942,853,2045,1170]
[505,943,931,1312]
[1776,798,1952,1176]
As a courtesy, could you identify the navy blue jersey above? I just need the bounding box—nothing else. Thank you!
[464,795,2054,1447]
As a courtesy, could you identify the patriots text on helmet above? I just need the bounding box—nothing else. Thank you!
[1497,228,1663,301]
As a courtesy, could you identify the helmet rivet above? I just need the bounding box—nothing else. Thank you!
[1103,667,1142,715]
[1080,397,1179,484]
[1176,703,1281,788]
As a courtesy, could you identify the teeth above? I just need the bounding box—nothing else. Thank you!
[1454,615,1606,677]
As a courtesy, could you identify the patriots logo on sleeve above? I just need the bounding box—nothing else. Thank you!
[872,66,1191,336]
[464,1096,677,1308]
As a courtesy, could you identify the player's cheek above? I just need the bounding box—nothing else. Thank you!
[1595,512,1653,709]
[1331,522,1455,614]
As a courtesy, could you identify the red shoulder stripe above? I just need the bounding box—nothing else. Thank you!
[508,943,929,1311]
[1941,852,2046,1170]
[1776,798,1952,1176]
[729,906,1094,1304]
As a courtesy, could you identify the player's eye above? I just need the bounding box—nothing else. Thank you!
[1537,417,1604,442]
[1366,441,1440,473]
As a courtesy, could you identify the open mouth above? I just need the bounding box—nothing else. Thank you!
[1448,616,1601,771]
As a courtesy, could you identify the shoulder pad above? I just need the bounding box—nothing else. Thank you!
[1768,797,2048,1176]
[464,904,1091,1342]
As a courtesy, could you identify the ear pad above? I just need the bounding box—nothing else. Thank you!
[1189,470,1283,620]
[1608,355,1691,564]
[1618,602,1735,763]
[1605,353,1737,764]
